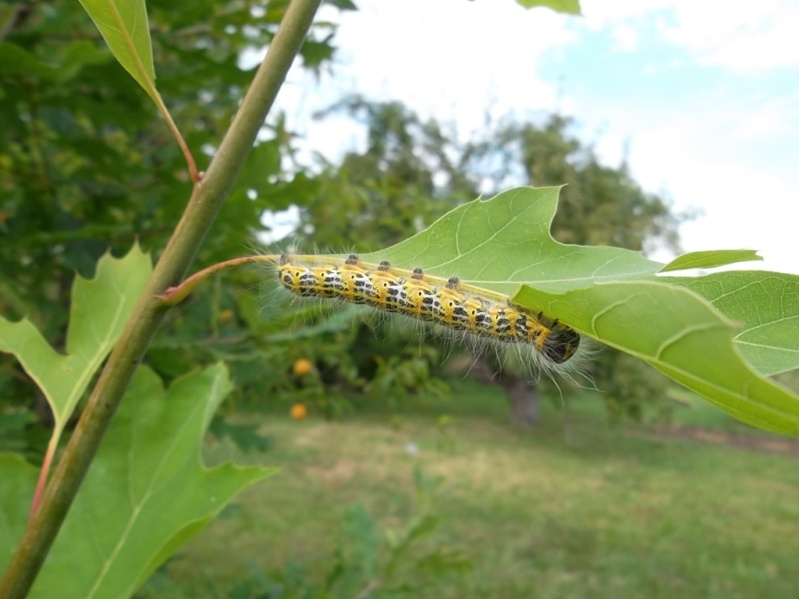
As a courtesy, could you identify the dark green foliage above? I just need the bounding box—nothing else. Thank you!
[0,0,345,322]
[209,416,273,454]
[302,96,480,251]
[0,0,347,428]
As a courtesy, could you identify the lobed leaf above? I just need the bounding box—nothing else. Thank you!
[0,365,272,598]
[362,186,660,295]
[361,187,799,435]
[516,281,799,436]
[0,245,152,434]
[0,455,40,569]
[669,271,799,376]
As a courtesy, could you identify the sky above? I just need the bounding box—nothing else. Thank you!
[271,0,799,274]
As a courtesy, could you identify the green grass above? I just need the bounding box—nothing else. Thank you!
[144,381,799,598]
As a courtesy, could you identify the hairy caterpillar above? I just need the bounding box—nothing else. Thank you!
[275,253,581,370]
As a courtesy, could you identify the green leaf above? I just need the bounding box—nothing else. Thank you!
[0,244,152,434]
[0,43,55,78]
[0,40,114,82]
[660,249,763,272]
[55,40,116,83]
[385,515,440,573]
[670,271,799,376]
[362,187,660,295]
[357,187,799,435]
[516,281,799,436]
[77,0,158,100]
[0,365,273,598]
[0,455,39,569]
[515,0,582,15]
[334,504,381,594]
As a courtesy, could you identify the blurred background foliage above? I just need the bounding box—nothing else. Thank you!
[1,0,687,456]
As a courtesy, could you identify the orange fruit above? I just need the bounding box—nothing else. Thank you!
[290,403,307,420]
[292,358,313,377]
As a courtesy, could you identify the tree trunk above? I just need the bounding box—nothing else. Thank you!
[469,357,540,428]
[505,374,539,428]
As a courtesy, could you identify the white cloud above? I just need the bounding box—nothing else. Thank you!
[276,0,579,149]
[662,1,799,70]
[582,0,799,71]
[611,22,638,51]
[581,0,677,24]
[726,94,799,141]
[616,116,799,273]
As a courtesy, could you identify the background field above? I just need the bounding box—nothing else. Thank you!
[140,381,799,598]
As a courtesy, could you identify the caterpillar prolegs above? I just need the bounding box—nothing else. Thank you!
[276,253,581,369]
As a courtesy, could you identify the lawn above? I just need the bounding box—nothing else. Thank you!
[141,380,799,598]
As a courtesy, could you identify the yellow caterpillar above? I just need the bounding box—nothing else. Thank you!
[276,253,580,366]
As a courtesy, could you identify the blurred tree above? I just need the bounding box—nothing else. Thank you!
[489,115,681,253]
[300,95,480,251]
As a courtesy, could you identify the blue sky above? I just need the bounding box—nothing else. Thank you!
[273,0,799,274]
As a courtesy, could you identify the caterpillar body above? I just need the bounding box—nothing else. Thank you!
[276,253,581,367]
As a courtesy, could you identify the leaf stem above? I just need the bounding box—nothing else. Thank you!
[28,434,59,518]
[0,0,322,595]
[159,255,275,305]
[152,90,200,183]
